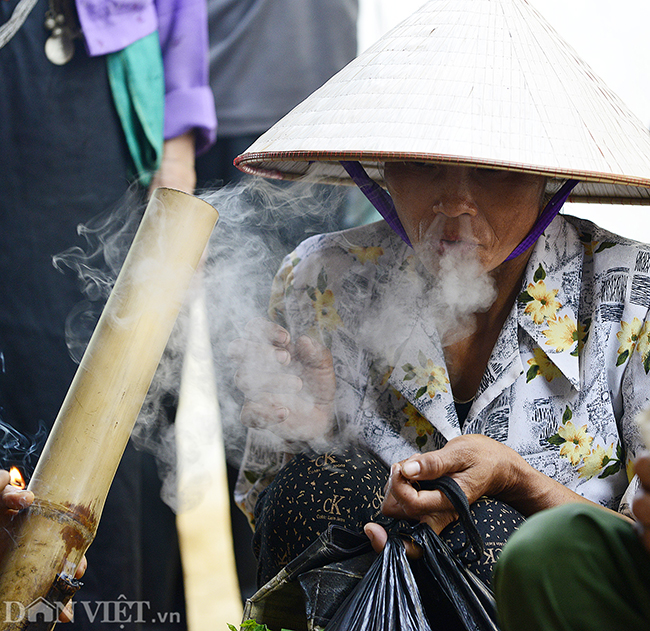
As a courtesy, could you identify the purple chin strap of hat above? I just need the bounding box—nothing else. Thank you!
[340,160,578,262]
[340,161,412,247]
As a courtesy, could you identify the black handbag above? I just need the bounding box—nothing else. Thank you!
[243,523,377,631]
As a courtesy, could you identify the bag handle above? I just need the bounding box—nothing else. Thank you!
[417,476,484,560]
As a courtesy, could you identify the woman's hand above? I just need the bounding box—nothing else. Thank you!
[58,557,88,623]
[632,453,650,553]
[380,435,524,529]
[228,318,337,445]
[0,470,34,516]
[364,433,597,554]
[148,131,197,196]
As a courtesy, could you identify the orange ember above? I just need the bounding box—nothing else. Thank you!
[9,466,25,489]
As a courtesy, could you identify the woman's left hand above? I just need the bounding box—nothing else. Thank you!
[380,434,522,534]
[365,434,603,554]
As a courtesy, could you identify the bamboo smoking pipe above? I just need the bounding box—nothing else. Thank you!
[0,188,218,629]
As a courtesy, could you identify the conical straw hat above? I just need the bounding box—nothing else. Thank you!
[235,0,650,204]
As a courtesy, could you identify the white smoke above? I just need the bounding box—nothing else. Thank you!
[53,178,348,510]
[53,176,499,511]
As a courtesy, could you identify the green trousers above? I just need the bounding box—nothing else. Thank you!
[494,503,650,631]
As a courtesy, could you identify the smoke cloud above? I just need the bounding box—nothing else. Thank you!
[50,176,500,511]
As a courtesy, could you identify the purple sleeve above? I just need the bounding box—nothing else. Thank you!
[77,1,158,56]
[156,0,217,154]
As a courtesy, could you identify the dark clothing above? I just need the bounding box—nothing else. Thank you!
[494,503,650,631]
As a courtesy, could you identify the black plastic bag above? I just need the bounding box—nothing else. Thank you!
[324,476,500,631]
[324,523,433,631]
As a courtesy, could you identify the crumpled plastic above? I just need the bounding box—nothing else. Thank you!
[324,476,500,631]
[324,524,433,631]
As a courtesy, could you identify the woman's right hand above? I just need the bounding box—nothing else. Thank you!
[228,318,337,445]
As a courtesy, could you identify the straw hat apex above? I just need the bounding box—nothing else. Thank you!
[236,0,650,205]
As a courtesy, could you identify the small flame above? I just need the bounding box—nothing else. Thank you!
[9,466,25,489]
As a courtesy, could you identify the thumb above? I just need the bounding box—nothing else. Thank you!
[294,335,332,370]
[399,451,447,482]
[364,522,388,554]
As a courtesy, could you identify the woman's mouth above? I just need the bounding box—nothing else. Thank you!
[438,238,479,255]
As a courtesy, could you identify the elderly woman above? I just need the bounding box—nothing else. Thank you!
[228,0,650,599]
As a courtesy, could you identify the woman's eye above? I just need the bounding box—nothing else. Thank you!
[401,161,438,173]
[475,167,507,179]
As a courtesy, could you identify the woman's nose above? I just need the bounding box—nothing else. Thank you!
[433,167,477,217]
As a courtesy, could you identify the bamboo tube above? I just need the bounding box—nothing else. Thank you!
[0,188,218,630]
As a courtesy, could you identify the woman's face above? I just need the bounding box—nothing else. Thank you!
[383,162,546,274]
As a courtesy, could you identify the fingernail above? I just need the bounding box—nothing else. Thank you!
[364,525,374,543]
[17,496,31,509]
[277,407,289,421]
[402,460,420,477]
[275,349,290,365]
[276,330,289,345]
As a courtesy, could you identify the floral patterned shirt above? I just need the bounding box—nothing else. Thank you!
[235,215,650,522]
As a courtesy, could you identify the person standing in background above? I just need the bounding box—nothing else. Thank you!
[196,0,358,191]
[0,1,216,628]
[195,0,361,603]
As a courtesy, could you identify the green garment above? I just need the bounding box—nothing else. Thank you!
[107,31,164,187]
[494,503,650,631]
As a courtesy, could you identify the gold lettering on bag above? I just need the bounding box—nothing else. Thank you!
[323,495,344,515]
[314,453,337,467]
[371,489,383,511]
[482,546,497,565]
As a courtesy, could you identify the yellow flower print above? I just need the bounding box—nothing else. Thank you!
[522,280,561,324]
[616,317,644,366]
[635,321,650,374]
[636,321,650,357]
[577,443,614,479]
[574,320,589,354]
[349,245,384,264]
[403,402,434,437]
[312,288,343,332]
[526,348,562,382]
[543,315,579,353]
[414,361,449,398]
[557,420,593,465]
[402,352,450,399]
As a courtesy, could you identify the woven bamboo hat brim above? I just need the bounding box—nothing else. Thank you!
[235,0,650,204]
